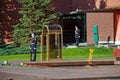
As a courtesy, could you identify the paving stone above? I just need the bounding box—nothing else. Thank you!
[0,65,120,80]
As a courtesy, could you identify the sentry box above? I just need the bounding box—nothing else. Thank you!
[41,25,63,62]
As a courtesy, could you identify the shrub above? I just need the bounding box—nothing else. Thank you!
[0,44,40,55]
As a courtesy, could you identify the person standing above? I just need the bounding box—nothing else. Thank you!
[30,32,37,61]
[75,25,80,47]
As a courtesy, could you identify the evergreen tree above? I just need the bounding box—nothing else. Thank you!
[14,0,57,46]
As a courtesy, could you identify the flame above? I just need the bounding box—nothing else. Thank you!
[88,48,94,65]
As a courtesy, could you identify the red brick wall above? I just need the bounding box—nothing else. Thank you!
[87,12,114,43]
[0,0,21,44]
[106,0,120,8]
[72,0,120,10]
[50,0,72,13]
[72,0,96,11]
[114,10,120,44]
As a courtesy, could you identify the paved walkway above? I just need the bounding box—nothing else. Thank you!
[0,65,120,80]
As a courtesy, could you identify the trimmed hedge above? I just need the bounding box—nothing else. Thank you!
[0,44,40,55]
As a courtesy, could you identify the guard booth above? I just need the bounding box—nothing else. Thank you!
[41,25,63,61]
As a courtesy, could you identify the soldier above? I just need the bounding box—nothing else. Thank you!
[75,25,80,47]
[30,32,37,61]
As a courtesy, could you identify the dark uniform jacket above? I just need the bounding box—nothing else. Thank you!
[30,38,37,51]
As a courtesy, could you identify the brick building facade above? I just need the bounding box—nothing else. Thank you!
[0,0,120,44]
[87,12,114,43]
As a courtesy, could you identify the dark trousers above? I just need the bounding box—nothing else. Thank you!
[30,49,36,61]
[75,38,79,46]
[75,34,80,47]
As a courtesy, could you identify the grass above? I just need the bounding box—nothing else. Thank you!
[63,47,113,59]
[0,54,41,61]
[0,47,114,61]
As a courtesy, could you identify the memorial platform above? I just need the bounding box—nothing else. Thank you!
[22,59,114,67]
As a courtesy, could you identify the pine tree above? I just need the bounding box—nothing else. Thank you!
[14,0,57,46]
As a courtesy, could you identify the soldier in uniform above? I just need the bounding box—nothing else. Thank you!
[75,25,80,47]
[30,32,37,61]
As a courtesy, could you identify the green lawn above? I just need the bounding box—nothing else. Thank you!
[0,47,114,61]
[0,54,41,61]
[63,47,114,59]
